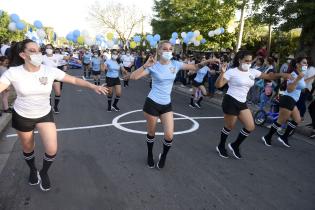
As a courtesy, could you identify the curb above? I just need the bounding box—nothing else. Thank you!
[0,113,11,135]
[173,85,312,138]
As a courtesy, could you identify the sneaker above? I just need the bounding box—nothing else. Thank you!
[277,136,291,148]
[189,103,196,108]
[112,105,120,112]
[309,131,315,139]
[107,106,112,112]
[39,171,51,191]
[157,153,166,169]
[53,106,60,114]
[147,155,154,168]
[195,102,201,109]
[228,143,242,159]
[216,146,228,158]
[261,136,272,147]
[3,108,13,113]
[29,170,40,185]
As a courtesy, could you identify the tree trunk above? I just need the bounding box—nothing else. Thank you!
[267,24,272,57]
[236,0,246,52]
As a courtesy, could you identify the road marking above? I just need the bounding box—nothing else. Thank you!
[6,109,223,138]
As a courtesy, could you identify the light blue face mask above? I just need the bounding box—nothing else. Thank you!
[162,52,173,60]
[301,65,308,72]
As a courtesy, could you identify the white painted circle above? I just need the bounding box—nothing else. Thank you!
[112,109,199,135]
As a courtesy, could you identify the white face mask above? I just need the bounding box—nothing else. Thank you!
[46,49,53,55]
[301,65,308,72]
[94,54,98,57]
[162,52,173,61]
[287,60,291,64]
[241,63,251,71]
[29,54,43,67]
[112,55,118,60]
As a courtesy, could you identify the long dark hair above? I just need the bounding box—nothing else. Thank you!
[288,56,307,74]
[8,39,36,67]
[232,50,253,68]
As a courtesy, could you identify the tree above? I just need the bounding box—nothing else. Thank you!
[88,1,145,48]
[151,0,239,50]
[0,11,26,43]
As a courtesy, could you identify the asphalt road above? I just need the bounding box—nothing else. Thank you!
[0,69,314,210]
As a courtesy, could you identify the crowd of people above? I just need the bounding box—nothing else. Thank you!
[0,39,315,192]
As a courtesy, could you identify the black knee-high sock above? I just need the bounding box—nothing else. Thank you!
[161,139,172,158]
[94,79,97,85]
[197,96,203,104]
[219,127,231,148]
[54,95,61,108]
[126,80,129,86]
[265,121,281,139]
[113,96,120,106]
[107,96,112,108]
[88,70,91,78]
[190,95,194,105]
[232,128,251,148]
[282,120,297,140]
[83,70,86,77]
[41,153,56,174]
[123,80,127,87]
[97,79,100,86]
[24,151,37,171]
[146,134,155,157]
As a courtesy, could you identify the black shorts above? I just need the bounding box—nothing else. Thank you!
[279,95,296,111]
[57,65,67,71]
[92,71,101,76]
[143,97,172,117]
[192,80,203,87]
[12,109,54,132]
[106,77,121,87]
[222,94,248,116]
[83,63,90,67]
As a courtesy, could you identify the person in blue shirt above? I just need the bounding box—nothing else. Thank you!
[104,50,128,112]
[82,49,92,79]
[188,56,211,108]
[262,57,307,148]
[129,40,218,169]
[91,52,103,85]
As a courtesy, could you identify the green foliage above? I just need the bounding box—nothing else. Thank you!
[0,11,26,43]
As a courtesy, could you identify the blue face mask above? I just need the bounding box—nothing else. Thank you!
[162,52,173,61]
[301,65,308,72]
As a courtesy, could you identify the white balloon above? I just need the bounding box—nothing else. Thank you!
[8,22,17,32]
[208,31,214,37]
[37,29,46,39]
[85,37,94,46]
[194,40,200,46]
[214,28,221,35]
[107,40,114,48]
[194,30,200,37]
[181,32,187,38]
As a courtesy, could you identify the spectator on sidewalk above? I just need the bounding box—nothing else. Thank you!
[0,56,11,115]
[259,57,275,110]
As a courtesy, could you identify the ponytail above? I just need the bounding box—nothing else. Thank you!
[9,39,35,67]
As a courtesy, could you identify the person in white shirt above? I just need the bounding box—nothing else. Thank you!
[215,51,290,159]
[0,39,108,191]
[121,51,135,87]
[42,44,70,114]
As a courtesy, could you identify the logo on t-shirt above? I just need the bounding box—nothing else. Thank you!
[169,67,176,74]
[39,77,48,85]
[249,75,255,80]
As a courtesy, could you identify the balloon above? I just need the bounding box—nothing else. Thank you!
[72,36,78,43]
[37,29,46,39]
[85,38,94,46]
[146,34,153,42]
[196,35,203,41]
[107,32,114,40]
[77,36,85,45]
[81,30,89,38]
[73,30,80,38]
[16,21,25,30]
[34,20,43,29]
[10,14,20,23]
[154,34,161,42]
[193,40,200,46]
[214,28,221,35]
[133,36,141,43]
[31,36,37,41]
[172,32,178,39]
[170,38,176,45]
[183,37,190,44]
[194,30,200,37]
[208,31,214,37]
[107,40,114,48]
[181,32,187,38]
[130,41,137,49]
[150,40,157,48]
[66,33,74,41]
[201,38,206,44]
[8,22,17,32]
[0,10,3,16]
[187,31,194,39]
[220,27,225,34]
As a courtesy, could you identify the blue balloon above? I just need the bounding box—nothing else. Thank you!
[96,35,102,41]
[220,28,225,34]
[66,33,74,41]
[31,36,37,41]
[183,37,190,44]
[170,38,176,45]
[150,40,157,47]
[146,34,153,42]
[16,21,25,30]
[10,14,20,23]
[200,38,206,44]
[29,28,33,32]
[187,31,194,39]
[73,30,80,38]
[154,34,160,42]
[133,36,141,43]
[34,20,43,29]
[171,32,178,39]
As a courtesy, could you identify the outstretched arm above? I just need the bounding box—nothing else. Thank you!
[130,56,155,80]
[181,58,220,71]
[215,63,228,88]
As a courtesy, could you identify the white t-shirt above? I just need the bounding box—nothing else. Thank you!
[42,54,65,68]
[0,65,66,118]
[305,66,315,91]
[224,67,262,103]
[121,55,135,67]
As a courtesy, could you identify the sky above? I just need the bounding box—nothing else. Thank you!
[1,0,154,37]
